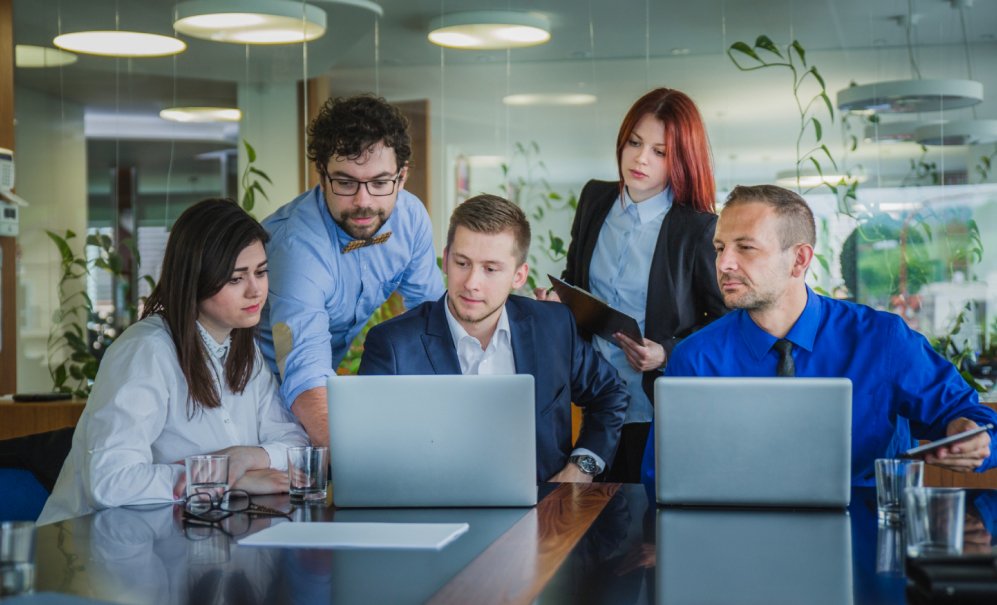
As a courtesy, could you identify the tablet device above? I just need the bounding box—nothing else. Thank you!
[547,275,642,343]
[901,423,995,459]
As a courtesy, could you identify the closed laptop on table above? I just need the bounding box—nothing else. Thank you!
[655,377,852,507]
[327,375,537,507]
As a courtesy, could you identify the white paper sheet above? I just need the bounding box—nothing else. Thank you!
[237,522,469,550]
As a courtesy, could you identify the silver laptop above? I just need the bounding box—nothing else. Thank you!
[327,375,537,507]
[655,377,852,507]
[657,508,853,605]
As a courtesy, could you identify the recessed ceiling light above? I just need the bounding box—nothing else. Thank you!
[502,93,597,106]
[160,107,242,123]
[174,0,331,45]
[775,169,867,189]
[428,11,551,50]
[15,44,78,68]
[53,31,186,57]
[837,79,982,113]
[915,120,997,146]
[670,48,690,55]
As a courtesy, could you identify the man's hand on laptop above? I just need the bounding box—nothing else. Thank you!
[549,462,595,483]
[925,418,991,472]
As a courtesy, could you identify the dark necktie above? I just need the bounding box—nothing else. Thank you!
[773,339,795,377]
[341,231,392,254]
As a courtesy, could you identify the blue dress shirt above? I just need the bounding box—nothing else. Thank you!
[641,287,997,486]
[589,187,672,424]
[258,186,445,407]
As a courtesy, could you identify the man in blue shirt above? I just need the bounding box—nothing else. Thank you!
[259,95,444,445]
[642,184,996,486]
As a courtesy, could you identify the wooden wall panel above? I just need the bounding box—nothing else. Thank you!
[0,0,18,394]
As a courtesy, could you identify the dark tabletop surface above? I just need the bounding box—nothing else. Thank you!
[27,484,997,605]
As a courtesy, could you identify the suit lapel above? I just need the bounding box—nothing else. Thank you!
[507,298,538,379]
[646,205,680,340]
[423,295,462,374]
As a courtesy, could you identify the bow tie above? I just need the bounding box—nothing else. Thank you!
[341,231,392,254]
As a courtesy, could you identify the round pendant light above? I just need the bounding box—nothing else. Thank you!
[914,120,997,146]
[54,31,186,57]
[174,0,327,45]
[15,45,78,68]
[428,11,551,50]
[837,79,982,114]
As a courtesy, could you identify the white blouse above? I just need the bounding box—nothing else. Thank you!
[39,315,309,525]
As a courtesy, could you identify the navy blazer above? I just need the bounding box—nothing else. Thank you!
[359,294,628,482]
[563,179,728,402]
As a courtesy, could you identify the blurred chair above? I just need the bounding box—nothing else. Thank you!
[0,427,75,521]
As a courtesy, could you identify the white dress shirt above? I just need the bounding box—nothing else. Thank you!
[38,315,309,525]
[442,296,605,472]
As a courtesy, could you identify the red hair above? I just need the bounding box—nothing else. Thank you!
[615,88,716,213]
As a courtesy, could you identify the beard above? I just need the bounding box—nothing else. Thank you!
[447,294,503,327]
[337,207,387,240]
[719,275,775,311]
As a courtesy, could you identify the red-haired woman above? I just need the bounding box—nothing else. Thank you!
[538,88,726,482]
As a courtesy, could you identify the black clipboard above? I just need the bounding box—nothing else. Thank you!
[547,275,643,345]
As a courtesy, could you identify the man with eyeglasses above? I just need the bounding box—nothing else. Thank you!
[259,95,444,445]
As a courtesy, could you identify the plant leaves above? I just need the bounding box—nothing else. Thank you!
[809,66,825,90]
[820,92,834,120]
[811,117,822,141]
[791,40,806,65]
[754,35,782,58]
[728,41,761,63]
[249,167,273,184]
[243,139,257,163]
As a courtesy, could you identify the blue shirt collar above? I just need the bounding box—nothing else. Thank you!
[621,186,673,224]
[738,286,822,360]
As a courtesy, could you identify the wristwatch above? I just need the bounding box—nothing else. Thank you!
[569,454,600,476]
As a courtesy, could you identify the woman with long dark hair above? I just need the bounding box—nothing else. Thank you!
[40,199,307,524]
[538,88,726,482]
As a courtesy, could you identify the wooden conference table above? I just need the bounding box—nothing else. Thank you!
[29,483,997,604]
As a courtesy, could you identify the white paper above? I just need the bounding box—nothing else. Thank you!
[237,522,469,550]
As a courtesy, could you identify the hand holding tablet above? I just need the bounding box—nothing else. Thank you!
[902,423,995,459]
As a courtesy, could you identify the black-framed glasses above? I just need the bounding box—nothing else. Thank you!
[183,489,290,526]
[324,172,402,197]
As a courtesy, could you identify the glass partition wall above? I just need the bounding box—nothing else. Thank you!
[10,0,997,394]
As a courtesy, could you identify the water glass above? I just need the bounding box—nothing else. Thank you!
[185,454,230,503]
[288,446,329,502]
[1,521,36,597]
[904,487,965,558]
[874,458,924,523]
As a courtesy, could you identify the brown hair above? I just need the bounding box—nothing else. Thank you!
[142,198,269,415]
[446,194,531,265]
[307,94,411,173]
[723,185,816,249]
[616,88,716,213]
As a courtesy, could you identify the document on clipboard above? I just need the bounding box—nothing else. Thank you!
[547,275,643,345]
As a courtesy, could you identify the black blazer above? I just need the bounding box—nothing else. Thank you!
[562,179,727,401]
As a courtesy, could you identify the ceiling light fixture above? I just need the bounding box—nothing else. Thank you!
[14,45,78,68]
[914,120,997,146]
[502,93,597,106]
[775,169,867,189]
[837,79,982,114]
[53,31,186,57]
[160,107,243,123]
[863,120,927,144]
[174,0,329,45]
[428,11,551,50]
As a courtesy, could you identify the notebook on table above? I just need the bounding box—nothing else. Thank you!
[327,374,537,507]
[654,377,852,507]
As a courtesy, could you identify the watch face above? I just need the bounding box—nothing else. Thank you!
[573,455,598,475]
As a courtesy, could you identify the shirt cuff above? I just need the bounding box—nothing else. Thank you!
[259,443,288,472]
[571,447,606,473]
[282,373,334,409]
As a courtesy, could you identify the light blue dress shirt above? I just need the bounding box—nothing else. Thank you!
[258,186,445,407]
[589,187,673,424]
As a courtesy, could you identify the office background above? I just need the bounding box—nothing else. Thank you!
[2,0,997,395]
